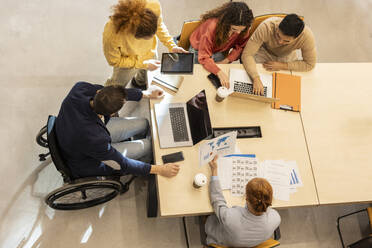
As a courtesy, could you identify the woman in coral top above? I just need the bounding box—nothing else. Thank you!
[189,2,254,88]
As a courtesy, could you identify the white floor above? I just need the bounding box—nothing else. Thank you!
[1,0,372,247]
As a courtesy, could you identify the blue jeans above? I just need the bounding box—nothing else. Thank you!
[106,117,152,164]
[189,46,225,64]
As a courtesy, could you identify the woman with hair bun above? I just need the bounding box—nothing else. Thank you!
[103,0,186,89]
[205,156,281,247]
[189,1,254,88]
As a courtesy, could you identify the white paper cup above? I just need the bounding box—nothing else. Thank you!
[193,173,207,188]
[215,87,229,102]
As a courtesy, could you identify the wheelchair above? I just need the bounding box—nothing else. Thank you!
[36,115,136,210]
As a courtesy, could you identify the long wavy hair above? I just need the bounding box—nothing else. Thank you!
[111,0,158,38]
[200,1,253,47]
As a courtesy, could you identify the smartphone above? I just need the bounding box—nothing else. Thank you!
[207,73,222,89]
[162,151,184,163]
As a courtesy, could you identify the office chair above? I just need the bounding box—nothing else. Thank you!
[337,207,372,248]
[36,115,136,210]
[249,14,304,39]
[199,216,281,248]
[174,20,201,50]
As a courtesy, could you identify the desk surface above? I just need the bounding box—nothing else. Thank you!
[295,63,372,205]
[150,64,318,217]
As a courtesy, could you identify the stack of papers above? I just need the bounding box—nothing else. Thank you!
[217,155,261,196]
[216,157,303,201]
[260,160,303,201]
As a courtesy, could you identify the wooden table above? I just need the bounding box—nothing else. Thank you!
[295,63,372,205]
[149,64,318,217]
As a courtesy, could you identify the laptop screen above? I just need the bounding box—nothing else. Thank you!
[186,90,213,145]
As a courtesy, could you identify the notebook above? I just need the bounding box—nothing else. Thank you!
[272,73,301,112]
[152,73,184,92]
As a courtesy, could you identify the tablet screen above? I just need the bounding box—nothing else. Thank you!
[161,53,194,74]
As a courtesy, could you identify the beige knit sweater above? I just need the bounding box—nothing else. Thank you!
[242,17,317,79]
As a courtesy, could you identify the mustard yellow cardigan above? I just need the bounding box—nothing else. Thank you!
[103,0,176,69]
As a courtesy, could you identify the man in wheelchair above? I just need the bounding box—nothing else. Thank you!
[55,81,180,179]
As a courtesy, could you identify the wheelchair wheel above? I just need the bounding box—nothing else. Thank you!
[45,180,122,210]
[36,125,48,148]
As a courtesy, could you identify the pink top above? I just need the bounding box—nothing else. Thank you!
[189,18,250,74]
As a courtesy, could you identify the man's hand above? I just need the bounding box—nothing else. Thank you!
[209,155,218,176]
[216,58,230,64]
[171,46,188,53]
[144,59,161,71]
[159,163,180,177]
[263,61,288,71]
[216,70,230,88]
[142,85,164,99]
[253,77,264,95]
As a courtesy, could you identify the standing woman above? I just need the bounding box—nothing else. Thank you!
[103,0,186,89]
[189,1,254,88]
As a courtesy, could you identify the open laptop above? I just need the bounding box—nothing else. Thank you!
[154,90,213,148]
[229,68,279,103]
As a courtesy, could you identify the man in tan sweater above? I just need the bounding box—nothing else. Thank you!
[241,14,316,95]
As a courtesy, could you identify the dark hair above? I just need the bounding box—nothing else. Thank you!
[201,1,254,47]
[92,86,127,116]
[111,0,158,38]
[279,14,305,38]
[246,178,273,214]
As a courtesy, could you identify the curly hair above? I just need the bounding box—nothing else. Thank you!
[111,0,158,38]
[246,178,273,214]
[200,1,253,47]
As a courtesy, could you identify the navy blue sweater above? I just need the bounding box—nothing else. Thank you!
[55,82,151,178]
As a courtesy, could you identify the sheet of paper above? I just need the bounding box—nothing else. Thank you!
[273,185,291,201]
[261,160,291,201]
[287,161,303,187]
[199,131,237,166]
[231,157,260,197]
[217,157,232,190]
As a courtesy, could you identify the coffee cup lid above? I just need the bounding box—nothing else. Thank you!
[194,173,207,186]
[217,87,229,97]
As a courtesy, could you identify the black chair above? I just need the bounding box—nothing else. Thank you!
[36,115,136,210]
[337,207,372,248]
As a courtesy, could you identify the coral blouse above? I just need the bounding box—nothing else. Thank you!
[189,18,250,74]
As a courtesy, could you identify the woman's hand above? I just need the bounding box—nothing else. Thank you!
[216,70,230,88]
[144,59,161,71]
[171,46,188,53]
[208,155,218,176]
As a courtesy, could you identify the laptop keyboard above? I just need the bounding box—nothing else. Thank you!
[234,81,267,97]
[169,107,189,142]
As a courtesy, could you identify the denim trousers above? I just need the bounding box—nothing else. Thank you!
[189,46,226,64]
[106,117,152,164]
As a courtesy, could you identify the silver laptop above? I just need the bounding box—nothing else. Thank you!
[229,68,273,97]
[154,90,213,148]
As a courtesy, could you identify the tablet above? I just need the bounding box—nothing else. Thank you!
[161,53,194,74]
